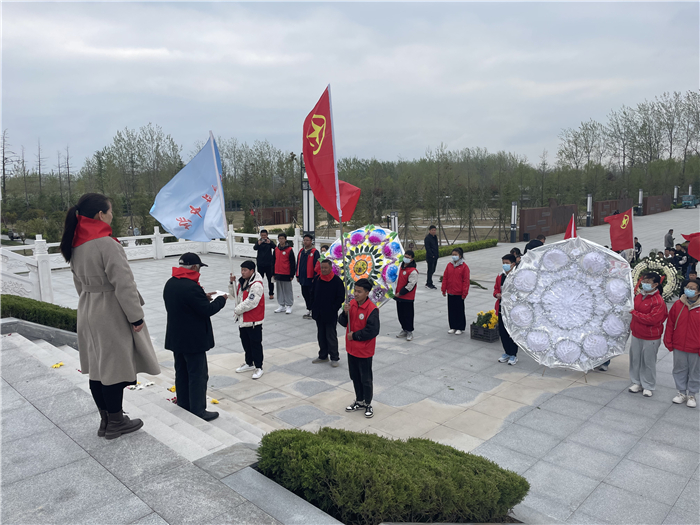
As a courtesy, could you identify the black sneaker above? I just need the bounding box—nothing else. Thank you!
[426,284,437,290]
[364,405,374,418]
[345,400,365,412]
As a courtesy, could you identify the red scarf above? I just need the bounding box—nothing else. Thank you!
[172,267,201,284]
[319,271,334,282]
[72,215,119,247]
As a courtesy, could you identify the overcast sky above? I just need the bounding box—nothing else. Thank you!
[3,1,698,170]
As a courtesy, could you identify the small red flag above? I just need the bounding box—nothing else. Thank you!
[564,214,576,239]
[302,85,361,223]
[681,232,700,261]
[604,208,634,251]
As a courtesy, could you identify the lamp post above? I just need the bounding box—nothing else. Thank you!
[510,201,518,243]
[586,193,592,227]
[389,211,398,233]
[300,153,315,237]
[673,186,679,206]
[690,184,694,197]
[638,189,644,216]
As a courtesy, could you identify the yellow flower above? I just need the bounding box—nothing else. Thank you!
[51,362,64,369]
[210,399,219,404]
[168,386,176,392]
[482,324,488,328]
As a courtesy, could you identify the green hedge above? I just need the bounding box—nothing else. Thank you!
[413,238,498,262]
[1,295,77,332]
[257,428,529,525]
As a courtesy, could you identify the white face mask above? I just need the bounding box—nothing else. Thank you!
[452,255,460,262]
[404,257,412,264]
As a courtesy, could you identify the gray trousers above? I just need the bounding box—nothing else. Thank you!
[276,280,294,307]
[629,336,661,390]
[672,350,700,395]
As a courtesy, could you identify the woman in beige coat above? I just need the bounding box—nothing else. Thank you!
[60,193,160,440]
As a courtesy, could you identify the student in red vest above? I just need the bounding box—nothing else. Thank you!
[339,278,380,419]
[230,260,266,379]
[441,247,470,334]
[394,250,418,341]
[314,245,330,276]
[273,232,296,314]
[297,234,320,320]
[494,254,519,365]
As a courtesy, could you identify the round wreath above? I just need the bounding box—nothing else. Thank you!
[630,252,683,302]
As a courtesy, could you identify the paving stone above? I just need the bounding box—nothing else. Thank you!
[289,379,334,397]
[208,375,240,389]
[74,493,153,525]
[577,483,672,525]
[56,411,110,452]
[662,506,700,525]
[447,355,495,373]
[132,463,246,525]
[559,384,621,405]
[131,512,169,525]
[607,390,671,419]
[1,404,55,442]
[9,371,78,403]
[626,439,699,478]
[645,419,700,453]
[674,479,699,515]
[520,490,576,522]
[1,426,89,485]
[221,467,341,524]
[567,421,641,457]
[471,441,538,474]
[31,387,97,421]
[516,407,583,439]
[488,423,561,458]
[539,395,604,420]
[274,405,328,426]
[395,374,446,396]
[0,358,47,384]
[250,391,286,402]
[589,406,658,437]
[456,372,503,392]
[194,443,260,480]
[566,509,612,524]
[373,385,428,407]
[429,384,482,406]
[658,403,700,430]
[209,502,282,525]
[372,367,417,387]
[545,441,621,481]
[1,457,131,524]
[605,459,689,506]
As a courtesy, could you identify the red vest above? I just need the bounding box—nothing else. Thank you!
[238,280,265,323]
[346,299,377,358]
[395,266,417,301]
[297,248,317,279]
[274,245,292,276]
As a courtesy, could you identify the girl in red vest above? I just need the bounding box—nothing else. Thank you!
[441,247,470,334]
[394,250,418,341]
[665,279,700,408]
[339,278,380,419]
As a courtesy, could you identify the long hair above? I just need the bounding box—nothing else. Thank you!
[60,193,112,263]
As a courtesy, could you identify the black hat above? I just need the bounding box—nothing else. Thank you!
[178,252,208,267]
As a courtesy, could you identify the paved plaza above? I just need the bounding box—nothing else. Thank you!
[3,207,699,524]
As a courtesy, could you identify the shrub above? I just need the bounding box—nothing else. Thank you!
[413,239,498,262]
[1,228,8,235]
[257,428,529,525]
[1,295,77,332]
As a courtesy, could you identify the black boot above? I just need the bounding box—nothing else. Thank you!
[105,410,143,440]
[97,410,108,437]
[198,410,219,422]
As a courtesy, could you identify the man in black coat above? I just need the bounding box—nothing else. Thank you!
[311,259,346,366]
[253,229,275,300]
[163,253,227,421]
[523,234,546,254]
[424,225,439,289]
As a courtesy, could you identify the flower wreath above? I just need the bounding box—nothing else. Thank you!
[630,252,683,302]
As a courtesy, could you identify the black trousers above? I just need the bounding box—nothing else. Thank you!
[447,294,466,330]
[89,380,134,413]
[316,319,339,361]
[426,257,437,286]
[301,285,314,310]
[240,325,264,369]
[396,301,414,332]
[174,352,209,416]
[347,354,373,405]
[258,265,275,296]
[498,317,518,356]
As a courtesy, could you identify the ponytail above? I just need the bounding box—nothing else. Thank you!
[60,193,112,263]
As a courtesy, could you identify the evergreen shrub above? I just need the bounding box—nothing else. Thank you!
[1,295,77,332]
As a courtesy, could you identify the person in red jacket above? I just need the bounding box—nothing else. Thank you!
[338,278,380,419]
[628,272,668,397]
[441,247,470,334]
[394,250,418,341]
[665,279,700,408]
[494,254,519,365]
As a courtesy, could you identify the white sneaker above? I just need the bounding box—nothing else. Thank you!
[285,306,292,314]
[455,330,463,335]
[252,368,264,380]
[274,306,285,313]
[643,389,653,397]
[687,395,697,408]
[396,330,407,338]
[236,363,255,373]
[628,384,642,393]
[303,310,313,319]
[448,329,456,334]
[672,392,687,404]
[406,332,413,341]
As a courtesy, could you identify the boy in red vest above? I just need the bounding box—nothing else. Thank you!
[394,250,418,341]
[339,278,380,418]
[273,233,296,314]
[229,260,266,379]
[297,234,320,319]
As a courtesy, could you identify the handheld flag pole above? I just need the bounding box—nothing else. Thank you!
[328,85,348,305]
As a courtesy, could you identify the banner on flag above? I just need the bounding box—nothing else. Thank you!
[564,213,577,239]
[604,208,634,251]
[303,85,361,222]
[150,133,227,242]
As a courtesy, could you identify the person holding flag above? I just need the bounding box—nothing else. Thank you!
[230,261,266,380]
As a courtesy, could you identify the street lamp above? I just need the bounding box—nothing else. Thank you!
[510,201,518,243]
[638,189,644,216]
[690,184,694,197]
[673,186,679,206]
[300,153,315,236]
[389,211,398,233]
[586,194,592,227]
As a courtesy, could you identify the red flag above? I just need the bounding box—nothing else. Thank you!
[302,85,361,222]
[564,214,576,239]
[604,208,634,251]
[681,232,700,261]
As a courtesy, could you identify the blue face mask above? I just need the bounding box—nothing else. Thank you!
[503,263,512,272]
[641,283,653,292]
[452,255,460,262]
[685,288,697,298]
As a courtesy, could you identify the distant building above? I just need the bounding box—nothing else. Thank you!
[257,206,297,226]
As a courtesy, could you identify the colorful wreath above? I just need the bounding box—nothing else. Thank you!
[630,252,683,302]
[322,224,404,307]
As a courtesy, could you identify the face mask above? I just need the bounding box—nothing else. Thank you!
[403,258,412,264]
[502,264,512,272]
[641,283,653,292]
[685,288,697,299]
[452,255,460,262]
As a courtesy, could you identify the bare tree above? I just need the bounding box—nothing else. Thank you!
[538,149,549,206]
[65,145,72,205]
[36,139,47,196]
[2,129,14,202]
[56,151,64,208]
[605,106,636,188]
[557,127,584,171]
[656,91,683,161]
[19,146,29,209]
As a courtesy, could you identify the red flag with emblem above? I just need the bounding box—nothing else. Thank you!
[303,85,361,222]
[681,232,700,261]
[604,208,634,251]
[564,214,576,239]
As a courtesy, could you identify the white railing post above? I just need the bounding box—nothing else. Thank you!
[154,226,164,260]
[294,227,301,250]
[32,235,54,304]
[201,239,209,255]
[336,229,341,240]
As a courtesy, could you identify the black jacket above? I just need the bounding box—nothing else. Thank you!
[253,239,275,268]
[523,239,544,254]
[163,276,226,353]
[338,307,380,342]
[297,248,320,287]
[424,234,439,259]
[312,274,346,323]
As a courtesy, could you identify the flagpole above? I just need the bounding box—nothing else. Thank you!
[209,130,236,291]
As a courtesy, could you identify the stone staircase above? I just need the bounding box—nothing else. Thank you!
[8,333,270,462]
